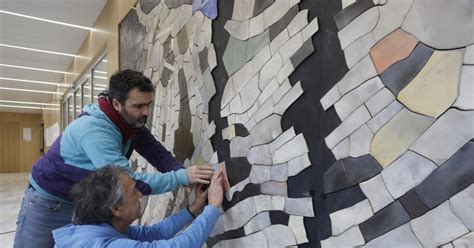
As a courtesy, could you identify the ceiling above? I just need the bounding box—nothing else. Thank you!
[0,0,107,114]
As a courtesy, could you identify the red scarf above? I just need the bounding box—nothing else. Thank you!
[98,93,141,144]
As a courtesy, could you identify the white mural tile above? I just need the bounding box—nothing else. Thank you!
[330,199,373,236]
[360,174,394,213]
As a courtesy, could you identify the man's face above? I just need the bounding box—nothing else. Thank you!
[115,174,143,223]
[114,88,153,128]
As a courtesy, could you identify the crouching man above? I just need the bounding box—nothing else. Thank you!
[53,165,224,247]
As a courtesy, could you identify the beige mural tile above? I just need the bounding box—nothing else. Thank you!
[370,108,434,167]
[398,49,463,118]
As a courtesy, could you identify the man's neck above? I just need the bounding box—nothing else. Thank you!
[111,219,131,234]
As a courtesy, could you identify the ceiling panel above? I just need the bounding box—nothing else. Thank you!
[0,45,73,71]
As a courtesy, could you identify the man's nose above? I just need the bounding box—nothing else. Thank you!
[142,106,150,116]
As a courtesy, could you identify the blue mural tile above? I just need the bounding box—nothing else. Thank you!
[192,0,218,19]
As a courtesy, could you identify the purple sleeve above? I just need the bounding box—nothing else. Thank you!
[134,128,184,172]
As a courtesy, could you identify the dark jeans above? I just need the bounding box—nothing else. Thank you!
[14,185,73,248]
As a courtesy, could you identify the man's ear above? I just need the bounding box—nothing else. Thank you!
[112,98,122,112]
[110,206,122,218]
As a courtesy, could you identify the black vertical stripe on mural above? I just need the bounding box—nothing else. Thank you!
[282,0,367,246]
[209,0,234,162]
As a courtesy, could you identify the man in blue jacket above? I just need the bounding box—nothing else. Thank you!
[53,165,224,248]
[14,69,214,247]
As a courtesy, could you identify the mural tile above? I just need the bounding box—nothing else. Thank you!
[380,42,433,95]
[301,17,319,42]
[284,197,314,217]
[290,39,314,68]
[192,0,217,19]
[335,76,384,120]
[325,105,372,149]
[279,33,303,63]
[370,29,418,74]
[198,47,209,72]
[330,199,373,236]
[367,100,403,133]
[263,225,297,247]
[272,195,286,211]
[398,189,429,219]
[411,201,469,247]
[254,194,273,213]
[274,81,304,115]
[260,181,288,196]
[410,109,474,165]
[371,0,412,41]
[254,0,275,16]
[321,226,365,248]
[263,0,300,31]
[259,52,283,89]
[246,30,270,63]
[270,127,296,153]
[324,155,382,193]
[257,78,279,106]
[230,136,251,157]
[333,0,374,31]
[248,144,273,165]
[449,184,474,231]
[271,162,289,181]
[465,45,474,64]
[363,223,421,248]
[452,232,474,247]
[398,50,463,118]
[401,0,473,49]
[250,165,272,184]
[244,211,271,235]
[342,0,356,9]
[269,5,298,40]
[415,141,474,209]
[337,55,378,96]
[453,65,474,110]
[270,29,290,55]
[273,133,308,164]
[288,215,308,244]
[272,79,292,104]
[338,7,378,49]
[234,123,250,137]
[239,77,261,113]
[250,98,274,125]
[288,153,311,177]
[343,31,376,69]
[365,88,395,116]
[222,36,248,76]
[250,114,282,146]
[231,0,254,22]
[275,61,294,84]
[287,9,308,37]
[349,124,373,157]
[320,85,342,111]
[360,174,394,213]
[139,0,161,14]
[222,125,236,141]
[331,137,350,160]
[359,201,410,242]
[381,151,437,199]
[249,14,264,38]
[251,45,271,74]
[370,108,434,167]
[224,19,250,41]
[220,231,267,247]
[225,157,252,187]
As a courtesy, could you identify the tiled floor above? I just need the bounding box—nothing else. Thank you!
[0,173,29,248]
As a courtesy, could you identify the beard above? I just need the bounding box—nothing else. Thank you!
[120,108,147,128]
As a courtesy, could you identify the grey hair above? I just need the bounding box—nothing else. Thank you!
[70,165,130,225]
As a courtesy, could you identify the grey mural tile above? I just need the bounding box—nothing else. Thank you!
[453,65,474,110]
[246,30,270,64]
[465,45,474,64]
[269,5,298,40]
[222,36,248,76]
[248,144,273,165]
[177,25,189,54]
[325,105,372,149]
[290,39,315,68]
[367,100,403,133]
[263,225,297,247]
[139,0,161,14]
[288,215,309,244]
[271,162,289,181]
[320,85,342,111]
[239,76,261,113]
[381,151,437,199]
[365,88,395,116]
[279,33,304,64]
[349,124,373,157]
[372,0,413,41]
[250,165,272,184]
[249,114,282,146]
[449,184,474,231]
[360,174,394,213]
[273,133,308,164]
[399,189,429,219]
[263,0,300,31]
[257,78,279,106]
[259,52,283,89]
[284,197,314,217]
[411,201,469,247]
[288,153,311,177]
[230,136,251,157]
[359,201,410,242]
[198,47,209,72]
[274,81,304,115]
[231,0,255,22]
[275,60,294,83]
[410,109,474,165]
[335,76,384,120]
[224,19,250,41]
[338,7,378,49]
[337,54,378,96]
[222,196,257,231]
[260,181,287,196]
[401,0,473,49]
[287,9,308,37]
[244,211,271,235]
[330,199,373,236]
[333,0,375,30]
[254,0,275,16]
[331,137,350,160]
[250,97,274,125]
[344,31,376,69]
[380,42,434,95]
[269,127,296,152]
[415,141,474,209]
[321,226,365,248]
[270,29,290,55]
[324,154,382,193]
[452,232,474,247]
[363,223,421,248]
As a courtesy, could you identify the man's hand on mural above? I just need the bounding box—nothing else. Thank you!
[188,184,208,217]
[186,165,214,184]
[208,169,224,208]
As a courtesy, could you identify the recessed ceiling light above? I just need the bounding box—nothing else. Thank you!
[0,100,59,106]
[0,63,76,74]
[0,43,79,57]
[0,76,70,87]
[93,75,108,80]
[0,86,63,95]
[94,70,107,74]
[0,10,94,31]
[0,104,59,111]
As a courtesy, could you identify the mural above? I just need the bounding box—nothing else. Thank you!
[120,0,474,247]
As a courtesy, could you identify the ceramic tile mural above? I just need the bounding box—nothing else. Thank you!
[120,0,474,246]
